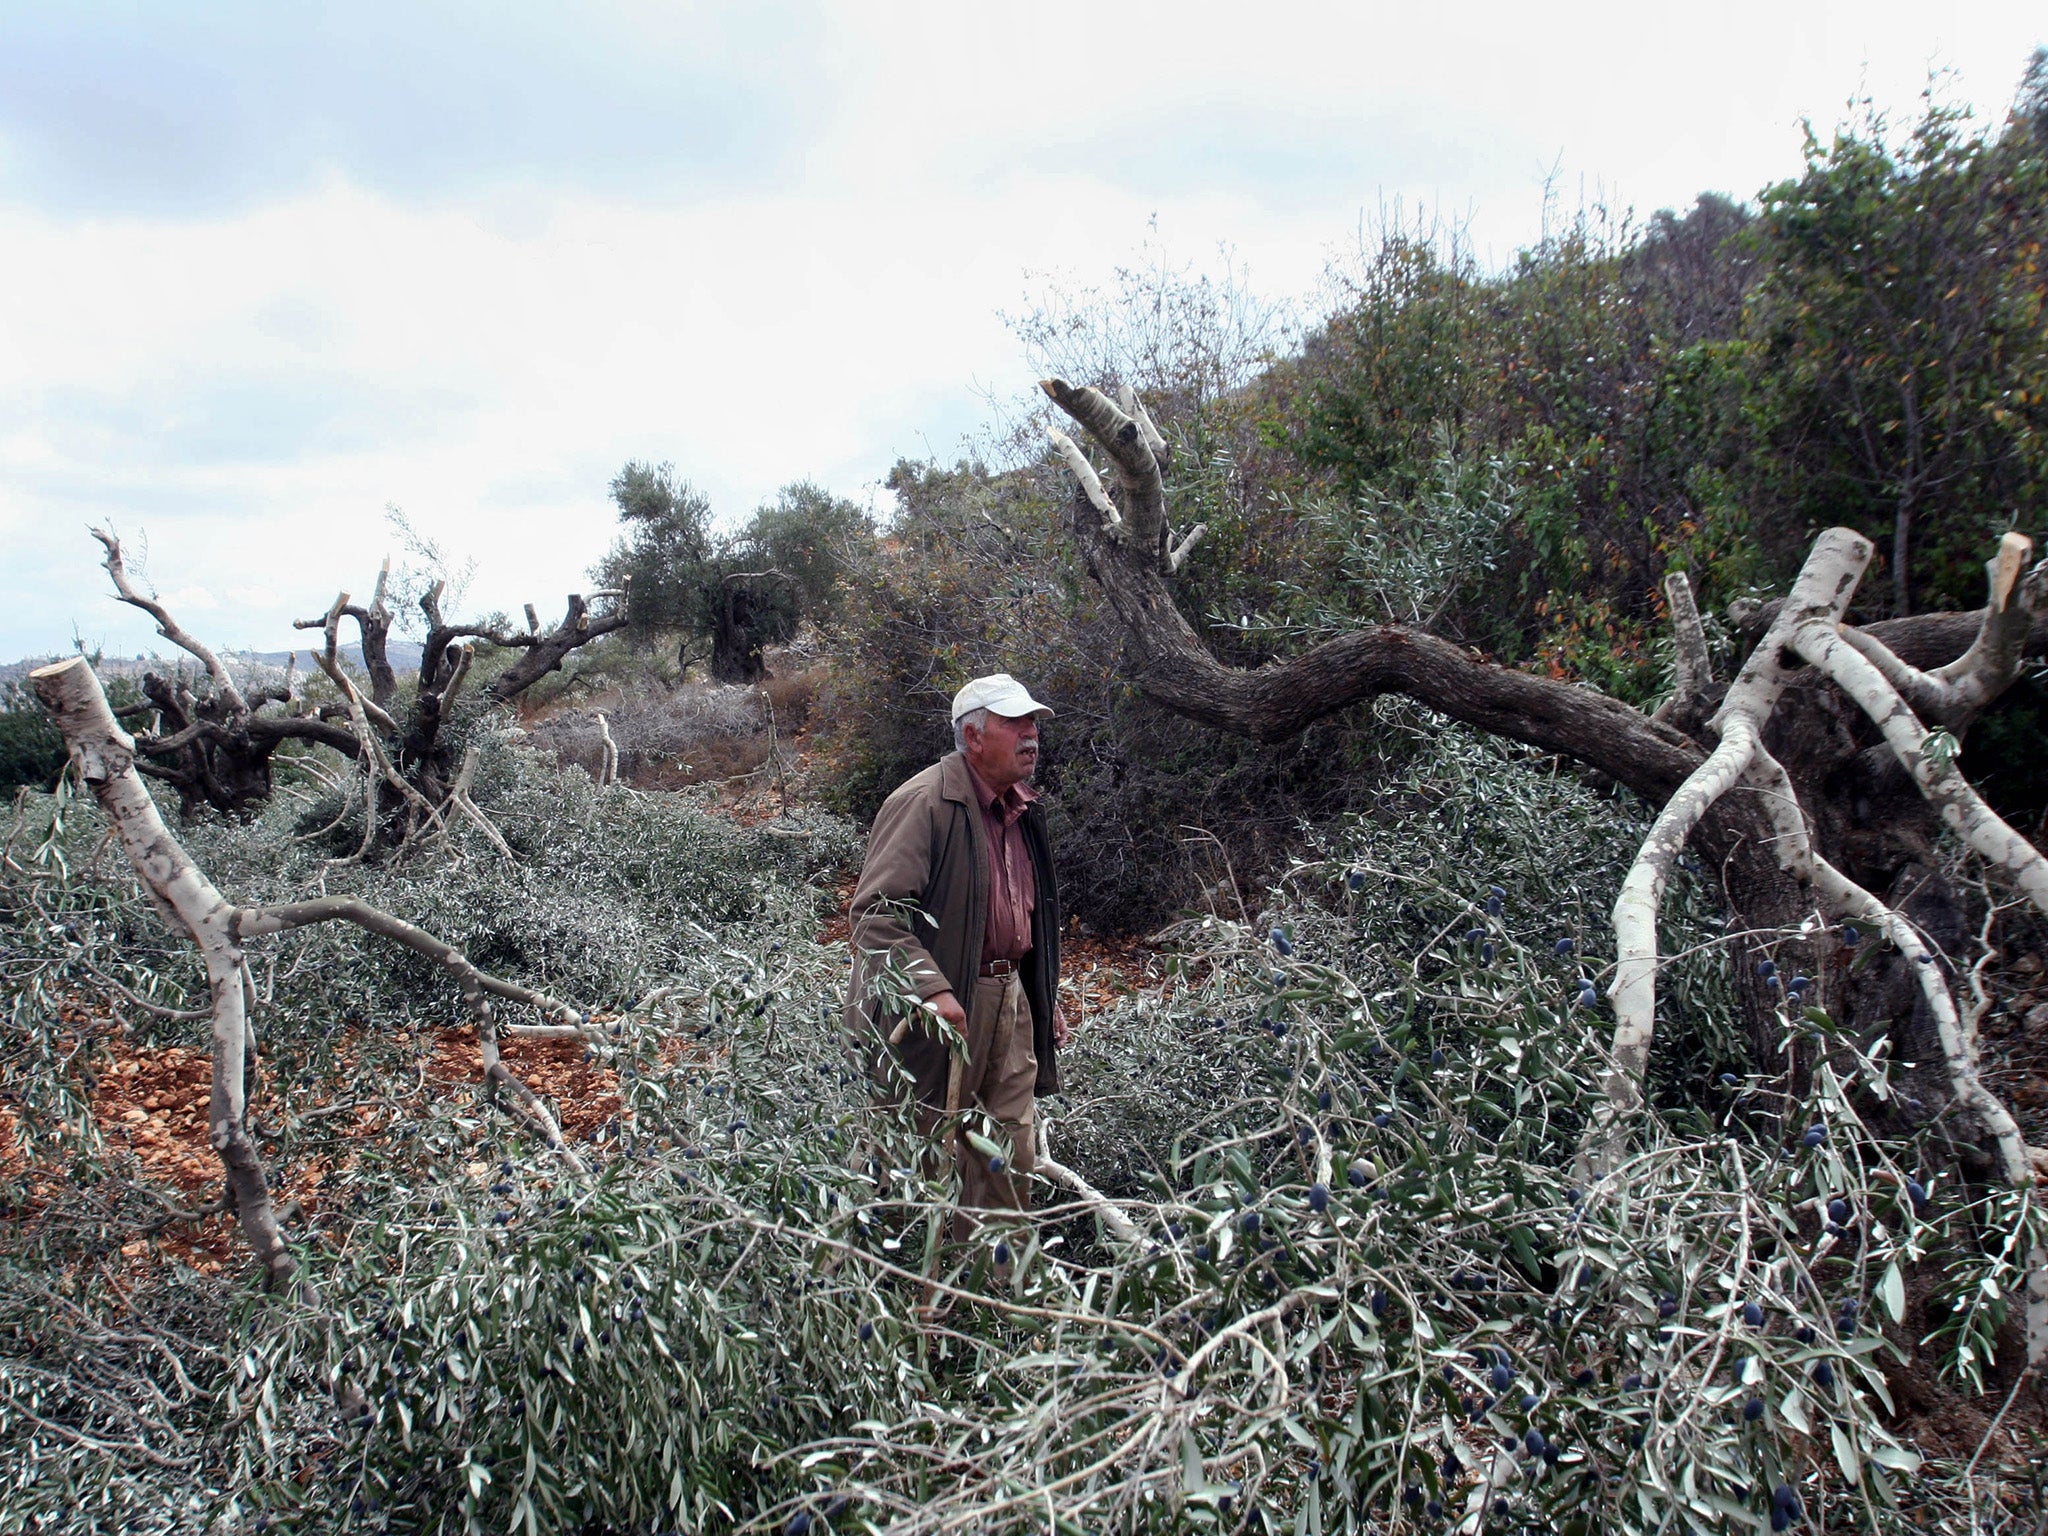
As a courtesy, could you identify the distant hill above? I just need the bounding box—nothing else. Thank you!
[1,641,423,686]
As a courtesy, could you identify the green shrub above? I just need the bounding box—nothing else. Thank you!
[5,725,2038,1533]
[1,678,74,792]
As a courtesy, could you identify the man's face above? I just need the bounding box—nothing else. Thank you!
[964,711,1040,791]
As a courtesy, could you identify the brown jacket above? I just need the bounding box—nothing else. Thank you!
[842,751,1061,1106]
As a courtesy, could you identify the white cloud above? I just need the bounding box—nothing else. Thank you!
[159,583,219,611]
[1,0,2042,659]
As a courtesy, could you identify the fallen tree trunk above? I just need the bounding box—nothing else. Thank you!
[1040,377,2048,1360]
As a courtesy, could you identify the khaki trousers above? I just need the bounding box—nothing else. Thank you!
[936,972,1038,1227]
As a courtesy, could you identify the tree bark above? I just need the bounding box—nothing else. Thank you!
[483,593,628,703]
[1040,377,2046,1092]
[29,657,299,1290]
[30,655,598,1279]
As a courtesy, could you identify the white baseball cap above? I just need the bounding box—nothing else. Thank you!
[951,673,1054,723]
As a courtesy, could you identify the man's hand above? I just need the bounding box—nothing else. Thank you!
[1052,1000,1073,1048]
[928,989,968,1035]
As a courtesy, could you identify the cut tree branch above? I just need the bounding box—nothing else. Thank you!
[1041,378,1167,553]
[292,562,398,711]
[1043,383,2048,1359]
[483,593,628,703]
[234,898,584,1022]
[1738,742,2048,1359]
[1650,570,1715,730]
[92,529,247,715]
[1601,528,1872,1144]
[29,656,594,1281]
[29,658,295,1288]
[1045,428,1123,541]
[1790,623,2048,915]
[302,594,400,735]
[442,744,516,862]
[594,712,618,790]
[1831,532,2046,729]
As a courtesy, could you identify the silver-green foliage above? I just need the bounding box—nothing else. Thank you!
[1311,425,1519,635]
[2,729,2041,1534]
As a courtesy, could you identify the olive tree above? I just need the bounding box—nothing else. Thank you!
[84,528,624,841]
[1041,377,2048,1359]
[593,464,871,684]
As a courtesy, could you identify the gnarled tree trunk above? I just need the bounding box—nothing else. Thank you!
[1040,378,2048,1357]
[85,527,625,846]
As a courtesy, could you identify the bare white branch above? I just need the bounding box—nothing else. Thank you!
[1599,528,1873,1145]
[1116,383,1169,464]
[305,593,401,735]
[1041,378,1167,547]
[1605,714,1759,1125]
[1651,570,1713,726]
[1167,524,1208,573]
[1795,838,2047,1360]
[1046,427,1123,539]
[1791,625,2048,916]
[1834,532,2044,727]
[444,744,516,863]
[1033,1114,1142,1247]
[29,657,294,1287]
[91,529,248,714]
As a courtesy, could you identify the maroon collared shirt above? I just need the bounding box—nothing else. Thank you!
[964,761,1038,964]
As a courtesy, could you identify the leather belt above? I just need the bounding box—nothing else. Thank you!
[979,958,1021,978]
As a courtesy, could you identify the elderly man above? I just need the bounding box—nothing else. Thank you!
[843,673,1067,1218]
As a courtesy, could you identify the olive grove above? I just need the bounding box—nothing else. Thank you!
[5,65,2048,1536]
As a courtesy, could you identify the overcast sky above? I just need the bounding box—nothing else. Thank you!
[2,1,2041,661]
